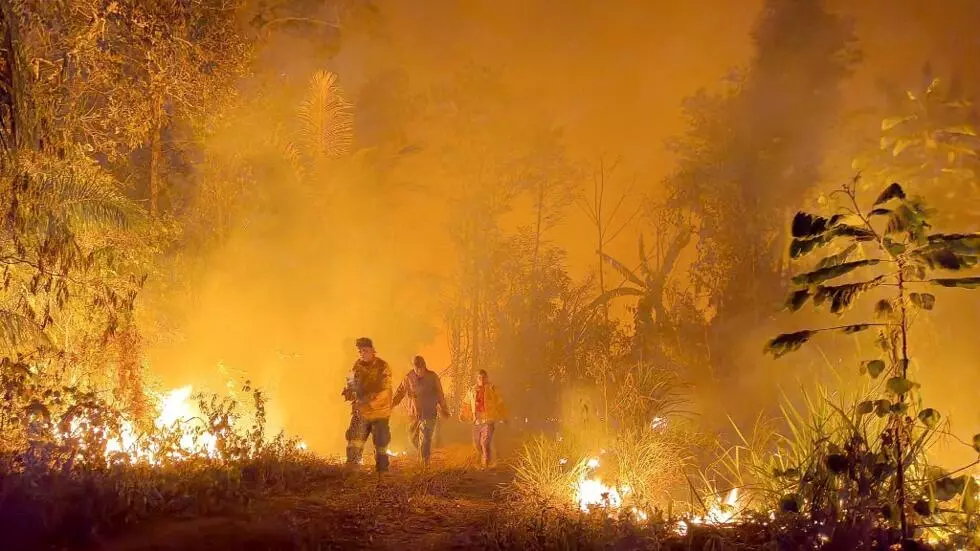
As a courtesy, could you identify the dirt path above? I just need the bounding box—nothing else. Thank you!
[93,456,514,551]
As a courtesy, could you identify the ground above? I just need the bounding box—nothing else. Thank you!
[92,449,514,551]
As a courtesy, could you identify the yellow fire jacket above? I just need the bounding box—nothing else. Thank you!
[459,383,508,423]
[351,357,392,420]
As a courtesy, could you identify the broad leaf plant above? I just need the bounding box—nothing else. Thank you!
[766,180,980,542]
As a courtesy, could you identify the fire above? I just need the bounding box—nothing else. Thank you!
[689,488,739,525]
[89,385,219,464]
[576,477,623,511]
[573,456,627,513]
[675,488,741,535]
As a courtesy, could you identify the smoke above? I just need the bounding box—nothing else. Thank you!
[135,0,980,465]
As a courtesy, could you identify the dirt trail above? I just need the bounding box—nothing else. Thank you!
[94,456,514,551]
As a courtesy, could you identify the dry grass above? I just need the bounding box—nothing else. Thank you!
[511,435,590,508]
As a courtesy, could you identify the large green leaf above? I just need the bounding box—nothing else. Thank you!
[791,259,881,286]
[930,277,980,289]
[883,238,906,256]
[875,399,891,417]
[862,359,886,378]
[840,324,872,334]
[784,289,810,312]
[834,225,877,242]
[886,376,919,395]
[791,212,840,238]
[924,233,980,255]
[790,234,832,258]
[813,276,884,315]
[874,299,894,319]
[765,331,814,358]
[814,244,857,270]
[908,293,936,310]
[874,183,906,206]
[913,248,977,270]
[917,408,941,428]
[885,204,920,236]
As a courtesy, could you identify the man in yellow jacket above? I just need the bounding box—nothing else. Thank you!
[458,369,507,468]
[342,337,393,472]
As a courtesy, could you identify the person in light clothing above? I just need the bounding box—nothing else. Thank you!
[458,369,507,468]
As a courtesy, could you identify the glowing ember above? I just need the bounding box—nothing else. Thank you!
[678,488,740,532]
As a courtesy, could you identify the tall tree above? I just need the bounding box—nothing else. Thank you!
[666,0,860,373]
[853,70,980,229]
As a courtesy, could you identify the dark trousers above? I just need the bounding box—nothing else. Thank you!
[409,417,437,463]
[472,422,495,466]
[345,415,391,472]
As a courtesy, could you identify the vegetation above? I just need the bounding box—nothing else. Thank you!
[0,0,979,549]
[760,180,980,546]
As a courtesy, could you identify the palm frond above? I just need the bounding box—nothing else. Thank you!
[297,71,354,159]
[599,251,645,288]
[0,309,50,354]
[16,152,143,233]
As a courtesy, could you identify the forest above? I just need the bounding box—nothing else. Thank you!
[1,0,980,549]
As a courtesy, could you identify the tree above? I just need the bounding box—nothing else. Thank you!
[0,0,250,214]
[0,148,150,390]
[666,0,860,374]
[853,69,980,227]
[765,180,980,541]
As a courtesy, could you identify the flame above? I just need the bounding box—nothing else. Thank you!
[574,456,623,512]
[674,488,740,534]
[95,385,218,464]
[576,477,622,511]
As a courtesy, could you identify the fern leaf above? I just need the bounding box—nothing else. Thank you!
[297,71,354,159]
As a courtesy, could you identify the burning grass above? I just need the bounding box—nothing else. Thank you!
[0,355,320,550]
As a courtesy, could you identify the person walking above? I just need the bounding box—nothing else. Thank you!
[458,369,507,469]
[391,355,450,466]
[342,337,393,473]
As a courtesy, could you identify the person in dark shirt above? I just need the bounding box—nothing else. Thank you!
[392,355,449,466]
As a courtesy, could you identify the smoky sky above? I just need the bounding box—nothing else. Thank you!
[143,0,980,460]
